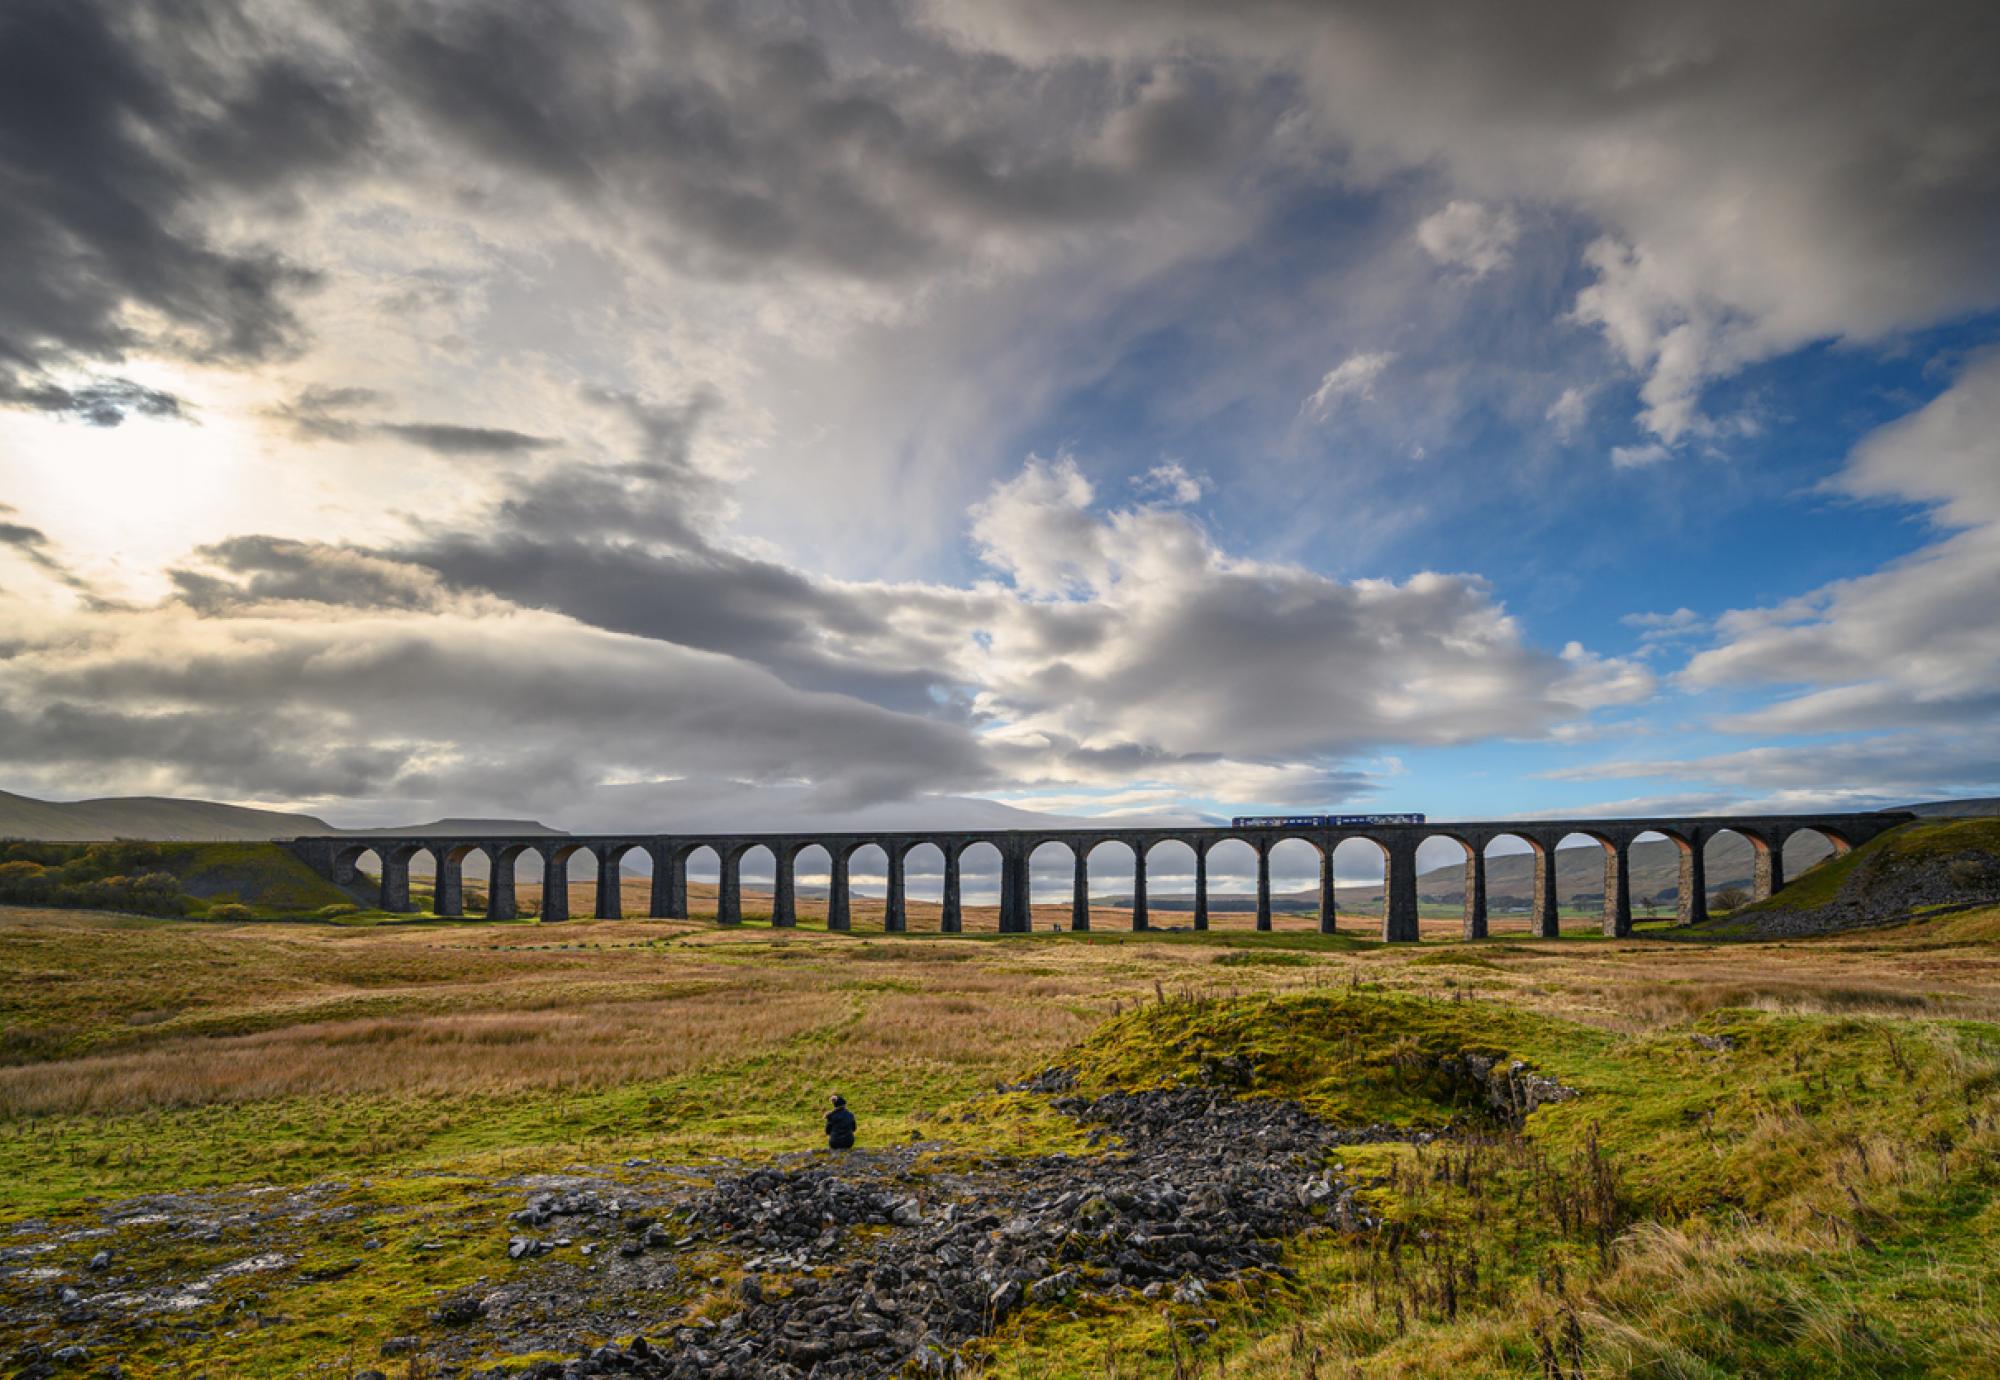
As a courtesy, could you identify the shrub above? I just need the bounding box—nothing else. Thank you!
[205,903,254,920]
[1712,886,1750,912]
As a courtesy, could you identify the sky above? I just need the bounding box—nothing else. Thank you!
[2,0,1998,891]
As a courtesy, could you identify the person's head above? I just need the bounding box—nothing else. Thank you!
[830,1094,845,1108]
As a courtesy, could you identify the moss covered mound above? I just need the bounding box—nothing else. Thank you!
[1704,817,2000,938]
[1067,990,1592,1127]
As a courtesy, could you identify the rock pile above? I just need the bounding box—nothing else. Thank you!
[516,1086,1381,1379]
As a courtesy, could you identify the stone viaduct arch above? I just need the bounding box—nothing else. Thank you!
[284,810,1912,942]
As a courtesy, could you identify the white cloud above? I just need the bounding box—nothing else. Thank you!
[1610,441,1671,468]
[1303,351,1395,418]
[963,464,1654,784]
[1537,739,2000,808]
[1622,606,1709,652]
[1416,200,1521,277]
[1546,385,1591,443]
[1680,352,2000,738]
[1136,460,1204,504]
[966,454,1107,598]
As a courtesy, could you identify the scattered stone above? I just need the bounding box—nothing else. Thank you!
[549,1085,1389,1379]
[1002,1066,1076,1094]
[432,1293,487,1326]
[87,1250,112,1272]
[378,1335,421,1356]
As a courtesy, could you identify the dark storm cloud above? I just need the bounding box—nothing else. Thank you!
[0,607,994,810]
[933,0,2000,440]
[169,385,986,717]
[378,423,552,456]
[170,536,447,614]
[0,698,410,799]
[0,507,88,592]
[0,0,371,419]
[364,0,1277,280]
[0,377,186,428]
[377,385,987,717]
[269,387,554,456]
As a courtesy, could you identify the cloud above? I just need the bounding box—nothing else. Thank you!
[1622,606,1709,653]
[1538,737,2000,808]
[1415,200,1520,277]
[1303,351,1394,418]
[0,377,188,428]
[0,0,371,416]
[0,601,993,815]
[0,508,89,593]
[270,387,553,456]
[362,2,1275,286]
[1677,352,2000,743]
[1610,441,1670,469]
[170,537,452,614]
[1136,461,1204,505]
[1545,385,1591,443]
[962,457,1655,785]
[77,425,1658,820]
[925,0,2000,442]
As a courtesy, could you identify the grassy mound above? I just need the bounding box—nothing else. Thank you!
[997,989,2000,1376]
[1706,817,2000,937]
[0,840,354,919]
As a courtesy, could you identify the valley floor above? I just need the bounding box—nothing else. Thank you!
[2,904,1998,1376]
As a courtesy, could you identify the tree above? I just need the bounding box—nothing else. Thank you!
[1712,886,1750,913]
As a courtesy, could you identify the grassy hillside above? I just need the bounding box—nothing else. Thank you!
[0,840,356,920]
[1703,817,2000,936]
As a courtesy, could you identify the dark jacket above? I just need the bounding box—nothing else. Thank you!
[825,1105,856,1150]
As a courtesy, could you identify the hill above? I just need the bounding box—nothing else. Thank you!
[0,790,563,845]
[0,789,335,841]
[1695,816,2000,938]
[0,839,357,918]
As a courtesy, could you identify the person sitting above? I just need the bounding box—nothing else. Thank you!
[825,1094,856,1151]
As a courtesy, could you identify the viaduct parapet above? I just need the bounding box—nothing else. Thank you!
[282,811,1913,942]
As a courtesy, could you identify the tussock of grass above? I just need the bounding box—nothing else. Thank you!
[1212,950,1317,968]
[1407,949,1501,970]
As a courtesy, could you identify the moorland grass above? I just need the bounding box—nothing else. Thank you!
[2,903,1999,1375]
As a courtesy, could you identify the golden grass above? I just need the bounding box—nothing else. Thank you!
[6,902,2000,1122]
[0,985,843,1116]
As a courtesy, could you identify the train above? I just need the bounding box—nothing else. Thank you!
[1229,813,1426,829]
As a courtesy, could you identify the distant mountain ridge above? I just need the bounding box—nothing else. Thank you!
[0,790,338,841]
[0,790,562,842]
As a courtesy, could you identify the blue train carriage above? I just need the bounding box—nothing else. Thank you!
[1230,813,1426,828]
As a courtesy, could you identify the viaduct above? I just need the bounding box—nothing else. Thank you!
[284,809,1913,942]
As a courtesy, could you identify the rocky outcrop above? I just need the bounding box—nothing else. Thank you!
[499,1087,1392,1379]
